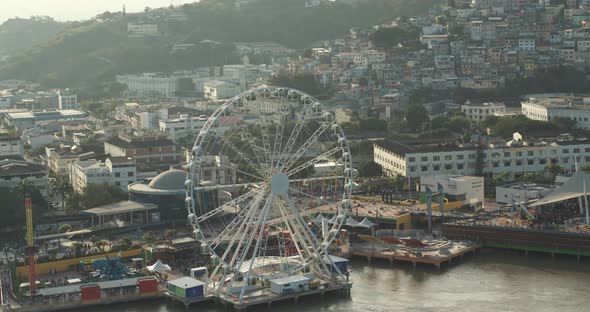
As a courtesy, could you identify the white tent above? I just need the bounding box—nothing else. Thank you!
[345,217,362,227]
[530,171,590,207]
[529,171,590,223]
[359,218,376,228]
[147,259,171,272]
[314,214,327,224]
[328,215,338,224]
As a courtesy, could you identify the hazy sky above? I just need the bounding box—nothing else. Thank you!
[0,0,197,23]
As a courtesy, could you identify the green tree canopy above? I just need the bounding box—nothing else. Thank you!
[369,26,420,49]
[358,161,383,178]
[405,103,429,132]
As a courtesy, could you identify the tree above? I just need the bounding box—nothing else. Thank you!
[405,103,429,132]
[544,164,564,179]
[369,27,420,49]
[142,232,156,245]
[58,224,72,233]
[78,183,128,209]
[49,175,73,211]
[95,240,106,252]
[358,161,383,178]
[389,174,405,192]
[119,238,133,250]
[13,178,35,202]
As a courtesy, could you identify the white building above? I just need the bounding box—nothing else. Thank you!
[116,73,179,98]
[461,101,506,123]
[0,132,24,157]
[495,183,553,204]
[58,90,79,110]
[69,157,137,193]
[419,35,449,49]
[181,155,237,185]
[159,114,208,142]
[521,95,590,129]
[420,175,484,208]
[374,134,590,178]
[127,23,159,37]
[204,80,241,100]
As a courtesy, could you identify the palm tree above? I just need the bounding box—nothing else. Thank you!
[49,174,73,211]
[13,178,35,203]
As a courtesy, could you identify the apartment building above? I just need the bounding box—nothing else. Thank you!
[69,157,137,192]
[374,134,590,178]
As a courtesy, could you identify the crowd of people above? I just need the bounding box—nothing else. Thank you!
[531,202,580,227]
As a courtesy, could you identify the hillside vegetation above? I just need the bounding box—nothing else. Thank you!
[0,0,440,96]
[0,16,67,55]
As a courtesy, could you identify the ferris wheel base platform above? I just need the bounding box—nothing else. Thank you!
[217,281,352,311]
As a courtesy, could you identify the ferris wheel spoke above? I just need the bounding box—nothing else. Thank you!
[280,194,335,277]
[210,188,268,289]
[278,121,331,173]
[271,112,288,172]
[288,187,338,208]
[276,105,312,172]
[194,182,264,191]
[285,146,342,177]
[218,136,269,179]
[258,120,273,168]
[275,200,310,260]
[226,189,269,269]
[196,188,261,224]
[235,168,267,183]
[210,187,266,249]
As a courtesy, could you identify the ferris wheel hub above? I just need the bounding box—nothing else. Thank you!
[271,172,289,194]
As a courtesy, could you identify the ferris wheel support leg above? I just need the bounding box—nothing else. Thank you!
[238,194,274,302]
[215,190,268,294]
[282,195,338,280]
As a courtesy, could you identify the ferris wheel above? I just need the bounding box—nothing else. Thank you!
[185,86,354,301]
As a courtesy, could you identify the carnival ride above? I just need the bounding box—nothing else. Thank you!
[185,86,354,302]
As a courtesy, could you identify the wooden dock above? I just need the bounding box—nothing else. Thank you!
[350,243,479,269]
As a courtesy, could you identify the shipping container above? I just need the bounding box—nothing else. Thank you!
[138,277,158,294]
[167,277,204,299]
[81,284,101,301]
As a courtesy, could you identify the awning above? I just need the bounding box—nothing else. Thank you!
[530,171,590,207]
[345,217,361,227]
[314,214,326,223]
[359,218,377,228]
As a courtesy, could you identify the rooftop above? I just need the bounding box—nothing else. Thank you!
[106,136,176,149]
[168,277,204,289]
[498,182,553,191]
[270,275,310,285]
[148,169,187,190]
[81,201,158,217]
[0,159,45,176]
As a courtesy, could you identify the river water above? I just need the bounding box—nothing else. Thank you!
[84,249,590,312]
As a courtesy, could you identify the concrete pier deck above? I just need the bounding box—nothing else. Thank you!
[219,282,352,311]
[350,240,479,269]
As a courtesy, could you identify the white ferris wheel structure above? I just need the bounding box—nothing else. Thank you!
[185,85,354,301]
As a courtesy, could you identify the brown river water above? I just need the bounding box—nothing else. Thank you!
[84,249,590,312]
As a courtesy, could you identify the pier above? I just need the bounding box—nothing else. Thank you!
[350,240,479,269]
[218,282,352,311]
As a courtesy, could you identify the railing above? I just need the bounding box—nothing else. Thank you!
[444,220,590,237]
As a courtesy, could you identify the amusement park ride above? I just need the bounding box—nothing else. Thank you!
[25,198,37,300]
[185,86,354,303]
